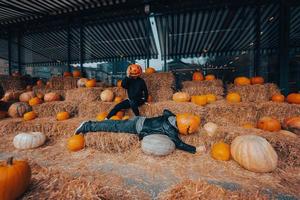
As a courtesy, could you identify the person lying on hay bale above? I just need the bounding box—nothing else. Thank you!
[107,64,148,119]
[75,109,197,153]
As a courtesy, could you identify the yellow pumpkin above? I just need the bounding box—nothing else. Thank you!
[56,112,70,121]
[234,77,251,86]
[211,142,230,161]
[192,71,204,81]
[114,96,123,104]
[145,67,156,74]
[23,111,37,121]
[205,74,216,81]
[28,97,43,106]
[191,95,207,106]
[206,94,217,103]
[226,92,241,103]
[172,92,190,102]
[257,117,281,132]
[85,79,96,88]
[67,134,85,152]
[72,70,81,77]
[176,113,201,135]
[110,115,121,120]
[96,112,108,121]
[122,115,130,120]
[287,93,300,104]
[271,94,285,103]
[250,76,264,85]
[0,157,31,200]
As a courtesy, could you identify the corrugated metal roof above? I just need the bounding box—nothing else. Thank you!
[290,6,300,48]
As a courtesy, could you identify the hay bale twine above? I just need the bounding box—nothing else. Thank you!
[8,102,32,118]
[142,134,175,156]
[19,91,35,102]
[100,89,114,102]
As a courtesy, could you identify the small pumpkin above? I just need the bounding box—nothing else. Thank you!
[211,142,230,161]
[250,76,264,85]
[72,70,81,77]
[29,97,43,106]
[203,122,218,137]
[36,80,44,87]
[63,72,72,77]
[110,115,121,120]
[206,94,217,104]
[257,117,281,132]
[0,111,7,119]
[96,112,108,121]
[100,89,114,102]
[117,80,122,87]
[67,134,85,152]
[176,113,201,135]
[191,95,207,106]
[0,157,31,200]
[231,135,278,173]
[8,102,32,118]
[234,77,251,86]
[283,116,300,135]
[122,115,130,120]
[192,71,204,81]
[145,67,156,74]
[286,93,300,104]
[13,132,46,149]
[271,94,285,103]
[142,134,175,156]
[44,92,61,102]
[116,110,125,119]
[23,111,37,121]
[56,112,70,121]
[172,92,190,102]
[114,96,123,104]
[77,78,88,88]
[19,91,35,102]
[85,79,96,88]
[205,74,216,81]
[226,92,241,103]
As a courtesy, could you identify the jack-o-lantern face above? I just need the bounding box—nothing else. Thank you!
[176,113,201,135]
[128,64,142,77]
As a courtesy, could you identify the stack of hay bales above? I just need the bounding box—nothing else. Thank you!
[65,87,104,102]
[32,101,79,117]
[78,102,115,118]
[182,80,224,99]
[48,76,79,90]
[0,75,27,91]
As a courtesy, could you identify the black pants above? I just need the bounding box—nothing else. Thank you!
[107,99,144,119]
[87,118,138,134]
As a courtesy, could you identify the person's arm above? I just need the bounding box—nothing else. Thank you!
[121,77,130,89]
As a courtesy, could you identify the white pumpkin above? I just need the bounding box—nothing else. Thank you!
[100,89,114,102]
[13,132,46,149]
[141,134,175,156]
[231,135,278,173]
[203,122,218,137]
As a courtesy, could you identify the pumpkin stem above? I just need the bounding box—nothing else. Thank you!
[7,157,13,165]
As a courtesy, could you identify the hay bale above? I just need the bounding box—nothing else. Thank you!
[141,72,175,102]
[181,80,224,98]
[85,132,140,153]
[65,87,104,102]
[78,101,115,118]
[257,102,300,123]
[48,76,79,90]
[32,87,66,99]
[0,75,27,91]
[266,83,281,96]
[0,118,22,135]
[110,87,127,99]
[32,101,79,117]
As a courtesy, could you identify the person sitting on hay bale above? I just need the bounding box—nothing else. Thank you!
[75,109,197,153]
[107,64,148,119]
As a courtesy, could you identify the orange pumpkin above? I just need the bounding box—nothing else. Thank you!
[0,111,7,119]
[114,96,123,104]
[145,67,156,74]
[116,110,125,119]
[122,115,130,120]
[211,142,230,161]
[36,80,44,87]
[117,80,122,88]
[67,135,85,152]
[0,157,31,200]
[44,92,61,102]
[206,94,217,104]
[205,74,216,81]
[147,95,153,103]
[176,113,201,135]
[271,94,285,103]
[110,115,121,120]
[226,92,241,103]
[72,70,81,77]
[191,95,207,106]
[172,92,190,102]
[96,112,108,121]
[56,112,70,121]
[250,76,264,85]
[29,97,43,106]
[287,93,300,104]
[23,111,37,121]
[283,116,300,135]
[19,91,35,102]
[85,79,96,88]
[192,71,204,81]
[257,117,281,132]
[63,72,72,77]
[234,77,251,86]
[127,64,142,77]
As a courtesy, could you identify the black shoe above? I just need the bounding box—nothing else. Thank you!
[74,121,91,135]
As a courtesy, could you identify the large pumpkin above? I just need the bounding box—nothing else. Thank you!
[257,117,281,132]
[96,112,108,121]
[8,102,32,118]
[56,112,70,121]
[19,91,35,102]
[205,74,216,81]
[176,113,201,135]
[67,134,85,152]
[142,134,175,156]
[271,94,285,103]
[29,97,43,106]
[85,79,97,88]
[206,94,217,104]
[234,77,251,86]
[145,67,156,74]
[191,95,207,106]
[0,111,7,119]
[23,111,37,121]
[100,89,114,102]
[231,135,278,173]
[13,132,46,149]
[192,71,204,81]
[72,70,81,77]
[286,93,300,104]
[211,142,230,161]
[172,92,190,102]
[226,92,241,103]
[283,116,300,135]
[0,157,31,200]
[127,64,142,77]
[44,92,61,102]
[250,76,264,85]
[77,78,88,88]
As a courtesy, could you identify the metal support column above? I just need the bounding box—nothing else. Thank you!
[79,21,84,74]
[279,0,290,95]
[8,30,12,75]
[254,4,261,76]
[67,22,71,72]
[17,30,21,74]
[163,17,168,72]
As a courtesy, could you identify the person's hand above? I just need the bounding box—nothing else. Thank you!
[126,67,130,78]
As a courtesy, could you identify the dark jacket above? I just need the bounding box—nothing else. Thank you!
[121,77,148,102]
[0,84,3,99]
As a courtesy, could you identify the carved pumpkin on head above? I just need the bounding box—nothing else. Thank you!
[176,113,201,135]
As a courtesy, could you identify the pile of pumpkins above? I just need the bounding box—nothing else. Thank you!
[192,71,216,81]
[172,92,217,106]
